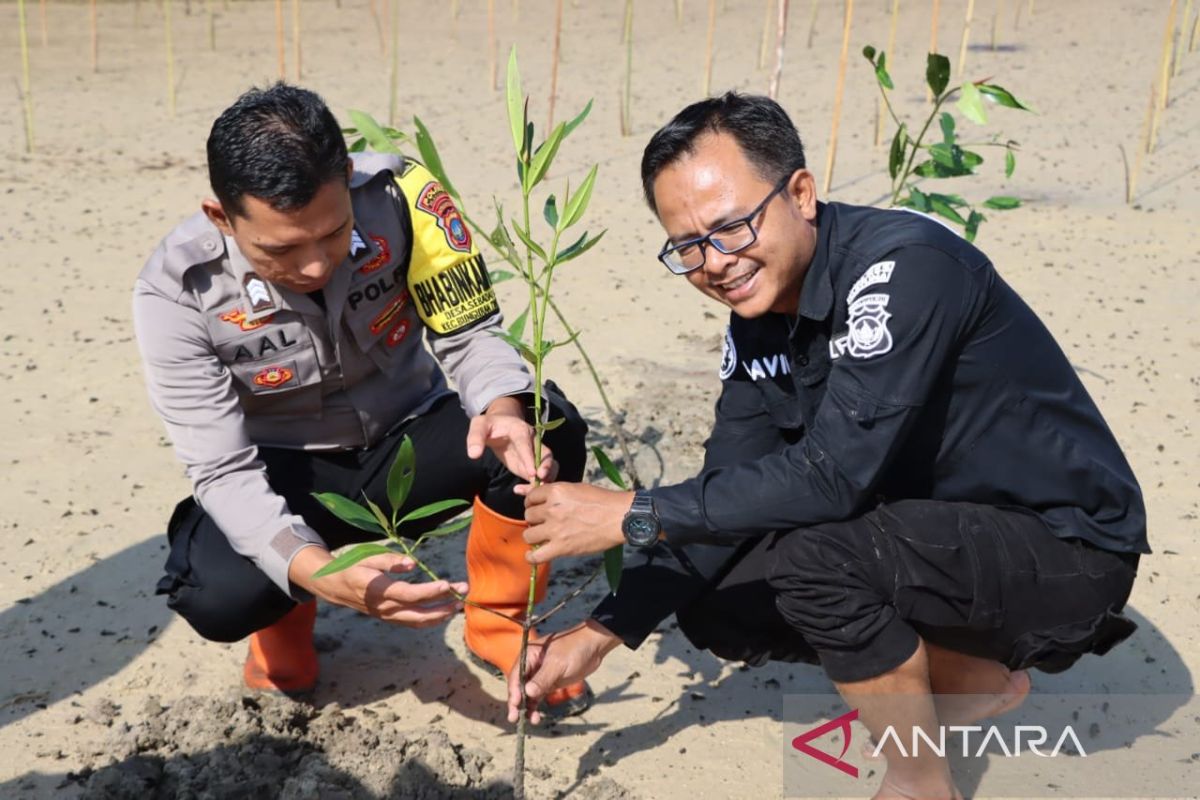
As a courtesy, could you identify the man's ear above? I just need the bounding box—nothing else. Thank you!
[789,169,819,222]
[201,198,235,236]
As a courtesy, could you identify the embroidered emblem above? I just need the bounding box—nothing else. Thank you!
[415,181,472,253]
[358,235,392,275]
[719,326,738,379]
[349,228,371,260]
[847,260,895,306]
[243,275,275,313]
[846,294,893,359]
[219,308,274,332]
[385,319,411,347]
[252,365,295,388]
[369,291,410,335]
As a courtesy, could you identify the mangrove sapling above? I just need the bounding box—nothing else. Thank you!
[864,46,1030,241]
[18,0,34,153]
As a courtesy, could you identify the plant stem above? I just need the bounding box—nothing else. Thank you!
[274,0,285,79]
[530,566,600,625]
[389,0,399,125]
[90,0,98,72]
[956,0,975,81]
[548,0,563,129]
[892,89,956,204]
[165,0,176,117]
[18,0,34,153]
[822,0,854,196]
[39,0,47,46]
[927,0,940,102]
[703,0,716,95]
[758,0,774,70]
[488,0,497,91]
[207,0,216,50]
[292,0,302,80]
[621,0,633,136]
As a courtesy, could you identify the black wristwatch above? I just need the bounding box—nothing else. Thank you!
[621,491,662,548]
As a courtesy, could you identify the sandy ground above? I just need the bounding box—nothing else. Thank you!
[1,0,1198,797]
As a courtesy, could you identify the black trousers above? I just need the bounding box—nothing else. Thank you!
[675,500,1140,683]
[156,390,587,643]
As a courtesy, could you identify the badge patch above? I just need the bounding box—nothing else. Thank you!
[252,364,295,388]
[416,181,473,253]
[369,291,410,335]
[358,235,392,275]
[242,275,276,314]
[219,308,274,332]
[719,326,738,379]
[847,260,895,306]
[846,294,893,359]
[349,228,371,261]
[385,319,411,347]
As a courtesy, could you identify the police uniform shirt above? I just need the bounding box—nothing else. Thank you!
[133,153,530,597]
[593,201,1147,647]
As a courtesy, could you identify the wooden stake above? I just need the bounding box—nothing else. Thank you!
[769,0,790,98]
[488,0,497,91]
[957,0,975,81]
[292,0,302,80]
[703,0,717,95]
[876,0,900,147]
[759,0,774,70]
[275,0,286,80]
[388,0,399,125]
[806,0,818,48]
[165,0,177,117]
[207,0,216,50]
[1133,82,1153,203]
[90,0,98,72]
[38,0,47,46]
[992,0,1002,51]
[1158,0,1179,111]
[369,0,384,54]
[621,0,633,135]
[1174,0,1192,76]
[823,0,854,196]
[18,0,34,153]
[927,0,940,102]
[1191,8,1199,51]
[549,0,564,129]
[676,0,684,26]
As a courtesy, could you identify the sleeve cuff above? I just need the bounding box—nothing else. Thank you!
[258,524,326,600]
[649,481,710,545]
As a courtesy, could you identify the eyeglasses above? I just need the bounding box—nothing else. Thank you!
[657,174,792,275]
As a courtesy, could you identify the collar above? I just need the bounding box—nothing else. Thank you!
[795,201,835,323]
[223,236,324,320]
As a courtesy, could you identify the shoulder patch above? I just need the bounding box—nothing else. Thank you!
[719,326,738,380]
[415,180,473,253]
[847,260,895,306]
[846,293,893,358]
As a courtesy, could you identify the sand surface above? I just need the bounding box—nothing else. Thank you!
[1,0,1198,797]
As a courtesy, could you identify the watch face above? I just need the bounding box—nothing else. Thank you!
[623,514,658,547]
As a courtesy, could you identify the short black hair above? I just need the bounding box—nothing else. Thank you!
[640,92,806,215]
[207,82,349,219]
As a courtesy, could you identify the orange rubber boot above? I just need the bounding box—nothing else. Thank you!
[464,497,593,718]
[243,599,319,696]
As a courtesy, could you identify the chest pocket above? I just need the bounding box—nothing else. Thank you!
[209,305,323,418]
[343,255,425,378]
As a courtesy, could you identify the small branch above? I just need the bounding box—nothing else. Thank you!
[530,566,601,626]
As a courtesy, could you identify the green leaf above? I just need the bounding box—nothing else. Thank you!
[862,44,877,62]
[505,46,525,158]
[875,51,894,91]
[421,515,473,539]
[398,498,470,525]
[510,219,547,261]
[490,328,537,363]
[386,436,416,517]
[591,446,628,490]
[926,53,951,98]
[413,115,460,201]
[888,124,907,180]
[539,417,565,432]
[348,138,368,153]
[956,82,988,125]
[978,84,1032,111]
[908,186,932,212]
[312,492,385,534]
[526,122,567,190]
[939,112,956,145]
[983,195,1021,210]
[543,194,559,229]
[929,196,968,225]
[561,99,594,141]
[1005,149,1016,179]
[926,143,982,175]
[603,544,623,594]
[490,269,516,284]
[561,164,599,230]
[347,109,404,156]
[507,305,530,339]
[557,229,606,264]
[313,543,396,578]
[928,192,968,207]
[362,493,392,532]
[964,210,986,242]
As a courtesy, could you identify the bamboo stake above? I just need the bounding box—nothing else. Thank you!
[275,0,286,80]
[806,0,818,48]
[621,0,633,135]
[136,0,142,28]
[1158,0,1179,111]
[38,0,47,46]
[513,0,519,19]
[207,0,216,50]
[822,0,854,196]
[18,0,34,153]
[388,0,399,125]
[992,0,1002,51]
[876,0,900,146]
[488,0,497,91]
[1191,8,1199,51]
[703,0,717,96]
[1131,82,1154,203]
[957,0,976,81]
[768,0,790,98]
[549,0,564,129]
[927,0,940,101]
[165,0,177,117]
[369,0,384,54]
[676,0,684,26]
[1174,0,1192,76]
[292,0,302,80]
[759,0,774,70]
[90,0,98,72]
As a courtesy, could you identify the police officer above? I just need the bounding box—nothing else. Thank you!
[505,93,1146,796]
[134,83,590,716]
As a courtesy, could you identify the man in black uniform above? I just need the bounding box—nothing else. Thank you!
[504,94,1147,799]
